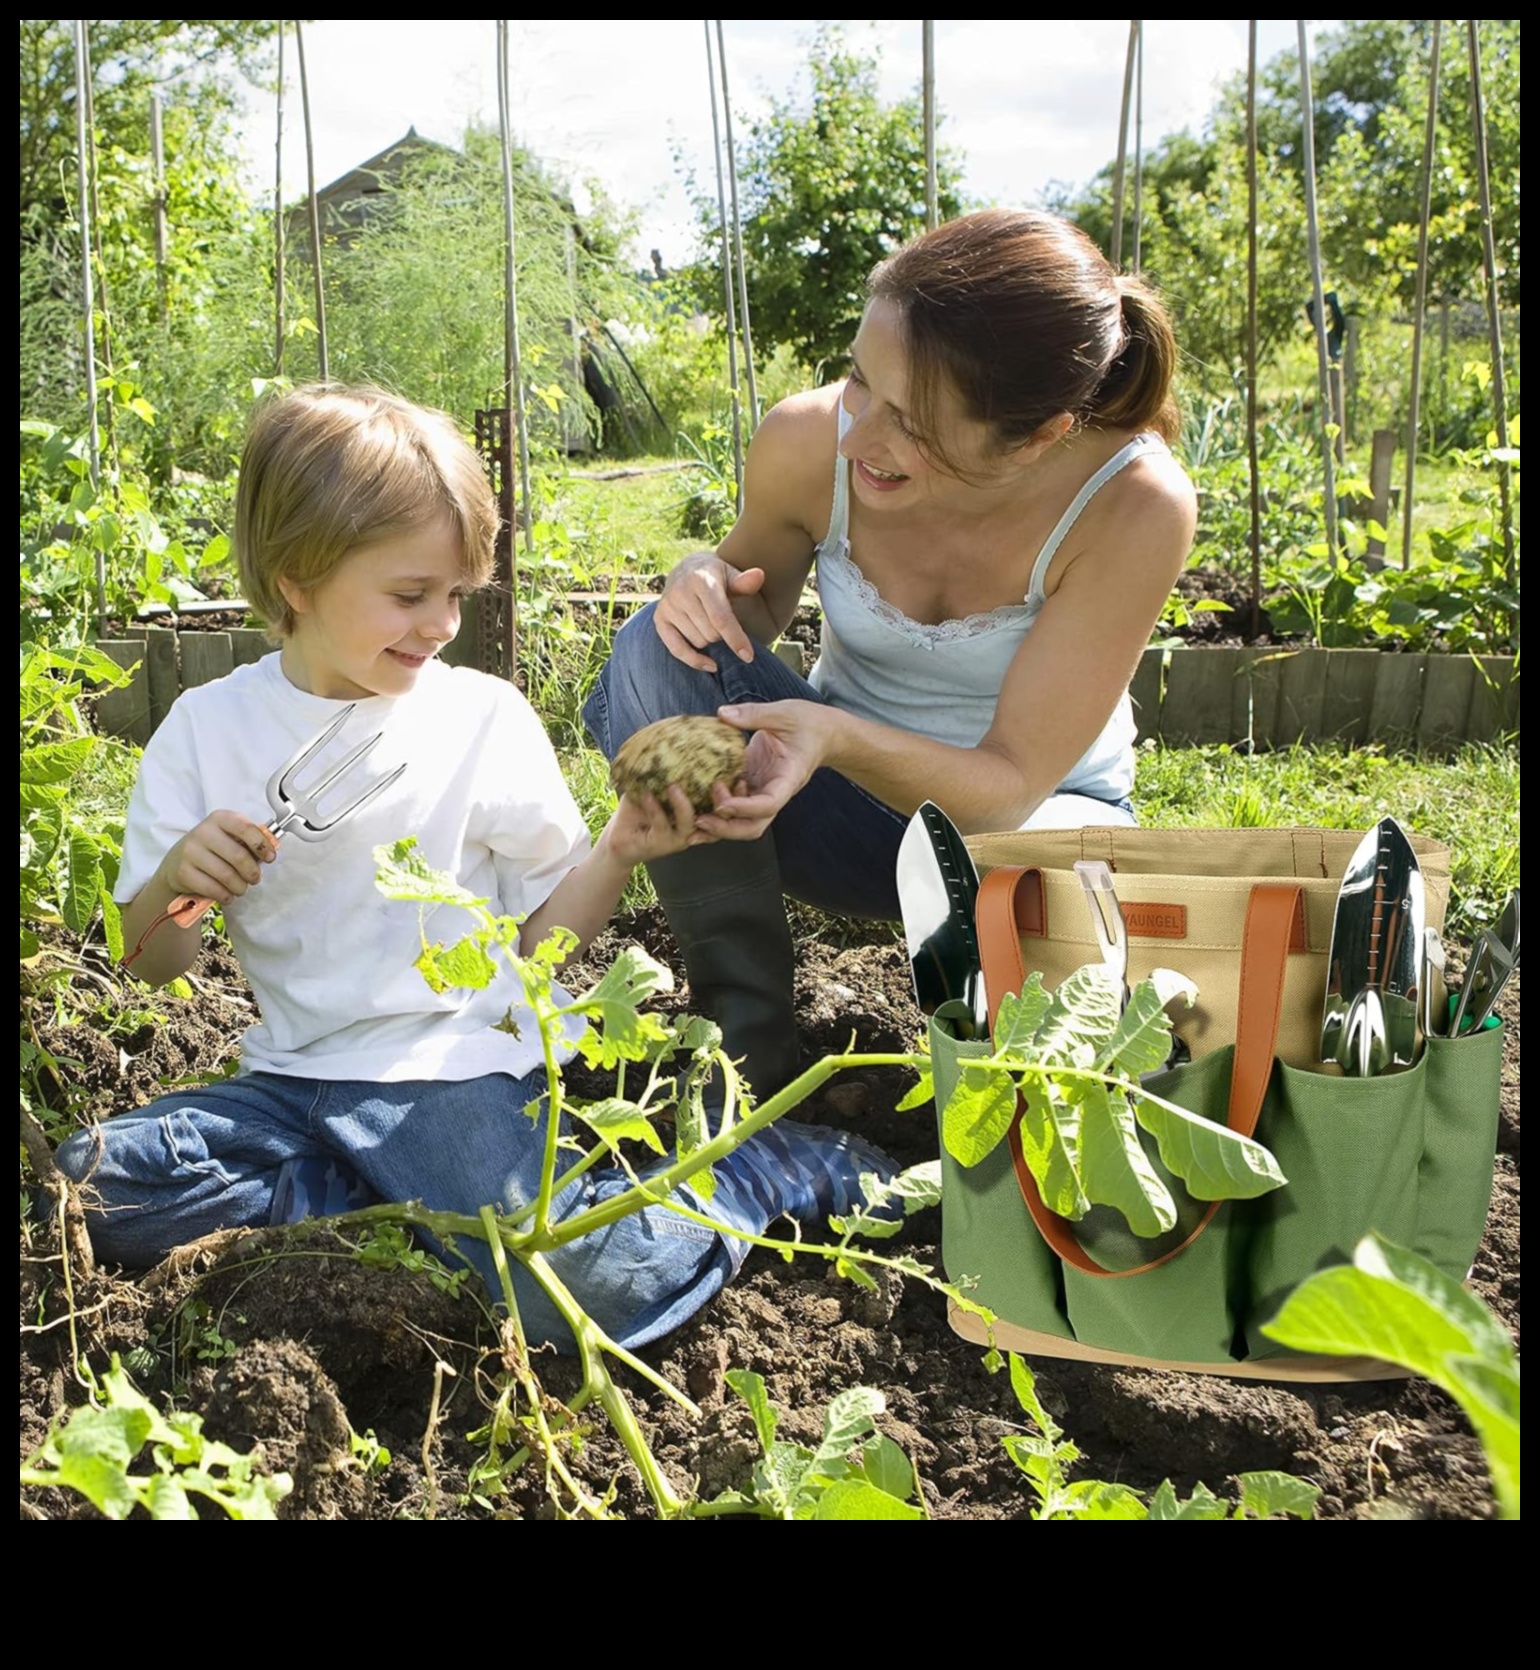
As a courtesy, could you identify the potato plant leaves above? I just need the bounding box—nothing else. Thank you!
[932,963,1284,1237]
[1263,1234,1519,1518]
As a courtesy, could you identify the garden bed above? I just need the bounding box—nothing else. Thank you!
[20,907,1519,1521]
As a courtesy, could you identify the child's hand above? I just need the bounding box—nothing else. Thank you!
[607,784,707,865]
[160,810,277,904]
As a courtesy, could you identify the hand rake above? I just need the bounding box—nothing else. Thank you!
[125,704,405,966]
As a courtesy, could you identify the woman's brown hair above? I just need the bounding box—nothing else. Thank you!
[867,207,1180,475]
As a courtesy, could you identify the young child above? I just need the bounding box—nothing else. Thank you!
[56,383,896,1351]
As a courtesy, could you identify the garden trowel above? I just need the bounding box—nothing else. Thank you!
[896,801,987,1039]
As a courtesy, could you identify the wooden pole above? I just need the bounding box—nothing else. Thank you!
[715,21,759,431]
[149,92,168,322]
[293,20,328,380]
[923,20,938,232]
[1131,20,1144,274]
[1245,21,1262,640]
[1110,21,1138,267]
[273,23,286,376]
[704,19,744,505]
[496,20,535,558]
[1297,20,1339,556]
[72,19,104,623]
[1400,20,1440,570]
[1465,19,1516,634]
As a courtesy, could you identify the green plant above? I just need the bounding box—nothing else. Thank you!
[676,422,739,541]
[699,1369,926,1520]
[1264,1232,1519,1519]
[19,1354,291,1520]
[919,966,1285,1238]
[361,835,947,1519]
[1000,1353,1319,1520]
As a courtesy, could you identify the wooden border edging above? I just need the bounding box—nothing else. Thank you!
[90,625,1518,756]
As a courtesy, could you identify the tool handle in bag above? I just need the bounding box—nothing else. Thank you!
[975,866,1302,1279]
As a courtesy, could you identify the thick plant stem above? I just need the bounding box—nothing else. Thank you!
[538,1053,925,1249]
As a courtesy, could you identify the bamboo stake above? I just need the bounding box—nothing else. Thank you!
[923,20,938,232]
[1465,19,1516,628]
[293,20,328,380]
[715,21,759,430]
[1245,21,1263,638]
[496,20,535,558]
[1296,20,1339,556]
[71,20,104,623]
[150,93,168,322]
[1131,20,1144,274]
[1110,21,1138,267]
[274,23,286,376]
[1400,21,1440,570]
[704,19,744,505]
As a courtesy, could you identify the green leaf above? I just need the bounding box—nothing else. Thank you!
[21,738,96,785]
[1072,1078,1176,1237]
[1057,1480,1149,1519]
[813,1478,924,1519]
[725,1368,778,1452]
[992,973,1053,1050]
[940,1061,1018,1167]
[62,833,104,933]
[414,934,498,994]
[806,1386,885,1488]
[1133,1092,1287,1200]
[373,837,487,908]
[1102,969,1197,1077]
[895,1071,934,1111]
[1033,964,1123,1062]
[858,1433,916,1502]
[1147,1478,1230,1520]
[1016,1075,1089,1218]
[575,1096,667,1156]
[1237,1471,1320,1520]
[1262,1234,1519,1517]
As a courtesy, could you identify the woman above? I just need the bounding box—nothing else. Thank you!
[583,208,1196,1107]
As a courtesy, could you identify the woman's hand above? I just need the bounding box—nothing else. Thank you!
[654,552,770,670]
[160,810,276,904]
[693,699,839,839]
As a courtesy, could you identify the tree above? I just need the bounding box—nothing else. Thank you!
[686,27,966,374]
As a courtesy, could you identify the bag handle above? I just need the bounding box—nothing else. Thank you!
[975,867,1303,1278]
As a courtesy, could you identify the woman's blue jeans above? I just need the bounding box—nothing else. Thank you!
[583,604,910,920]
[55,1069,731,1354]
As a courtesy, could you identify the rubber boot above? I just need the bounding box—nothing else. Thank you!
[647,835,801,1110]
[700,1119,901,1270]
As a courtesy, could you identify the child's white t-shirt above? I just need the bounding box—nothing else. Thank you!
[117,653,591,1083]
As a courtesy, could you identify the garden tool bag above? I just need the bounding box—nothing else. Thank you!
[936,827,1503,1381]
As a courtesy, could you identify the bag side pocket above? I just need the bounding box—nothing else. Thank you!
[1061,1046,1249,1364]
[1416,1021,1503,1283]
[931,1004,1071,1340]
[1244,1059,1426,1359]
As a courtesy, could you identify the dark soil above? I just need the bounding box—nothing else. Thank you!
[20,910,1519,1522]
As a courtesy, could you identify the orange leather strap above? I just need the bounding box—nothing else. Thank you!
[974,866,1301,1279]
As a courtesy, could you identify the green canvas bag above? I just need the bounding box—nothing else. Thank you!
[936,830,1502,1381]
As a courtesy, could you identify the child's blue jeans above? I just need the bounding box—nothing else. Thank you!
[54,1069,733,1353]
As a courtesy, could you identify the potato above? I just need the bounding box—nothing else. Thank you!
[610,715,747,817]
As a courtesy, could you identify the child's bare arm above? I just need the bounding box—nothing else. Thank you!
[518,785,700,962]
[122,811,276,987]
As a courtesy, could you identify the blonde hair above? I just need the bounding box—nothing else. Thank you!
[234,383,499,636]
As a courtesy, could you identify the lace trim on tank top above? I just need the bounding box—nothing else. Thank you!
[816,408,1164,647]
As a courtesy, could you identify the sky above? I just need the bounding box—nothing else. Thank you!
[234,19,1326,270]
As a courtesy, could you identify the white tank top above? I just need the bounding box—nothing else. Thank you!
[808,410,1166,805]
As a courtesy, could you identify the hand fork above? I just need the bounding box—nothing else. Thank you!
[165,703,405,930]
